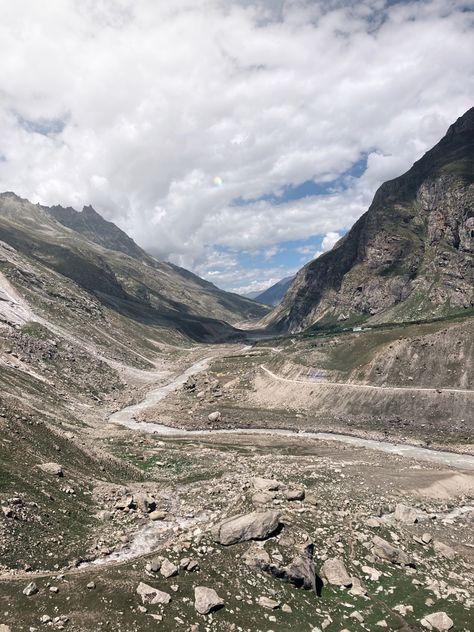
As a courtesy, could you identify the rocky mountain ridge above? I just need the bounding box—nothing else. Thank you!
[265,107,474,333]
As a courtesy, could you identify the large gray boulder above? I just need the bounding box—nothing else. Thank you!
[433,541,456,560]
[264,542,317,592]
[136,582,171,605]
[394,503,421,524]
[420,611,454,631]
[194,586,224,615]
[320,558,352,587]
[213,511,281,546]
[38,462,63,477]
[372,536,412,566]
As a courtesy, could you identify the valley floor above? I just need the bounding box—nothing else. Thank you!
[1,320,473,631]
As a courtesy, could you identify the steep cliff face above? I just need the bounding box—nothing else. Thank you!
[266,108,474,333]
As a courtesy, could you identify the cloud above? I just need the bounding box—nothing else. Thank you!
[313,230,341,259]
[0,0,472,290]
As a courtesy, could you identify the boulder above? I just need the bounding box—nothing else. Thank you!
[0,625,11,632]
[433,541,456,560]
[208,411,221,423]
[285,487,305,501]
[213,511,281,546]
[38,462,63,477]
[252,491,276,505]
[242,543,271,568]
[134,492,156,513]
[194,586,224,615]
[320,558,352,587]
[394,503,420,524]
[136,582,171,605]
[420,612,454,631]
[372,536,412,566]
[22,582,38,596]
[258,596,280,609]
[252,477,280,491]
[273,542,317,592]
[160,559,178,578]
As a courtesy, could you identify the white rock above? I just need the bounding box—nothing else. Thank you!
[194,586,224,615]
[420,611,454,631]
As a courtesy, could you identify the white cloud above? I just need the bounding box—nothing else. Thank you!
[313,230,341,259]
[0,0,472,289]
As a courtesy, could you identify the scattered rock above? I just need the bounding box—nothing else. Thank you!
[420,611,454,630]
[23,581,38,596]
[38,462,63,477]
[252,477,280,491]
[212,510,281,546]
[194,586,224,615]
[372,535,412,566]
[208,411,221,423]
[160,559,178,578]
[285,487,305,501]
[433,541,456,560]
[242,542,271,568]
[136,582,171,605]
[394,503,421,524]
[320,558,352,587]
[258,596,280,609]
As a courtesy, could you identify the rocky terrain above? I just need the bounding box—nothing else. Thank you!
[264,108,474,333]
[0,113,473,631]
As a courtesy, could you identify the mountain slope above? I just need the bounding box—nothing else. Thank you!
[265,107,474,333]
[254,275,295,306]
[0,194,268,344]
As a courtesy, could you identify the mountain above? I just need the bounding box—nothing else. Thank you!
[253,275,295,306]
[0,193,268,347]
[264,107,474,333]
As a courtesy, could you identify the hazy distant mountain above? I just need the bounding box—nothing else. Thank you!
[264,107,474,332]
[251,276,295,306]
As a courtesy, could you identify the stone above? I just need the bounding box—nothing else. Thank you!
[433,541,456,560]
[86,582,96,589]
[372,536,412,566]
[160,559,178,578]
[38,462,63,477]
[285,487,305,501]
[252,477,280,491]
[194,586,224,615]
[350,611,364,623]
[282,604,292,613]
[420,612,454,631]
[212,510,281,546]
[263,542,316,592]
[422,532,432,544]
[349,577,367,596]
[0,626,11,632]
[134,492,156,513]
[394,503,420,524]
[208,411,221,423]
[22,581,38,596]
[149,510,167,521]
[366,517,381,528]
[320,558,352,587]
[252,491,276,505]
[136,582,171,605]
[242,543,271,568]
[258,596,280,609]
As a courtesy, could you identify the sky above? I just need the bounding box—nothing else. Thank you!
[0,1,473,296]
